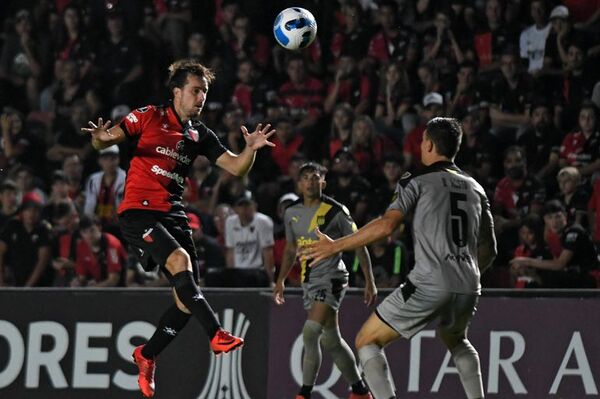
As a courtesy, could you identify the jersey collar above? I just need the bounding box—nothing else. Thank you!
[168,103,185,129]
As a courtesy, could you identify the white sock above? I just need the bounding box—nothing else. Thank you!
[358,344,395,398]
[451,340,484,399]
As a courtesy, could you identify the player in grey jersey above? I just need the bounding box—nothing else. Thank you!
[303,118,497,399]
[273,162,377,399]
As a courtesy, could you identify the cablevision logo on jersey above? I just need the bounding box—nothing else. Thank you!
[151,165,184,185]
[155,145,192,164]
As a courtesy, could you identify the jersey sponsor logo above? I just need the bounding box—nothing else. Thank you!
[176,140,184,151]
[155,146,192,164]
[151,165,185,184]
[444,252,472,263]
[296,236,318,247]
[187,127,199,142]
[126,113,138,123]
[136,106,150,113]
[142,228,154,243]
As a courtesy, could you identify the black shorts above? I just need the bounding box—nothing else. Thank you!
[119,209,199,283]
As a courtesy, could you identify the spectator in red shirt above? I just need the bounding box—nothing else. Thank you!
[329,2,370,62]
[227,14,270,69]
[54,4,94,79]
[493,145,546,265]
[270,117,304,176]
[510,214,552,288]
[559,101,600,179]
[231,59,273,122]
[368,0,416,66]
[72,215,126,287]
[403,92,444,171]
[473,0,518,73]
[511,200,598,288]
[50,202,80,287]
[278,55,324,132]
[349,115,395,178]
[324,53,373,115]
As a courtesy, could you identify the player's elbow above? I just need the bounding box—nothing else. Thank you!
[381,217,396,237]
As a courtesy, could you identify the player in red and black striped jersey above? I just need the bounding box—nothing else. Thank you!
[81,59,275,398]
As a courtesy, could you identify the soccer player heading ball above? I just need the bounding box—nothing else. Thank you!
[81,59,276,398]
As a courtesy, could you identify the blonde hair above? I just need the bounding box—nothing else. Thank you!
[557,166,581,184]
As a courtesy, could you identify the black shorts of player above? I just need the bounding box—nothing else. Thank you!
[119,209,199,284]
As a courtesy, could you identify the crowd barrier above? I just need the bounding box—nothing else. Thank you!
[0,288,599,398]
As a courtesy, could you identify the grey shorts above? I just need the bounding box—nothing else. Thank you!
[302,275,349,311]
[376,279,479,339]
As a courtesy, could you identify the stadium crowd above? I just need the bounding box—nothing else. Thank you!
[0,0,599,289]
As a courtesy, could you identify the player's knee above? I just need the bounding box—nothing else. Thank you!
[438,327,466,350]
[355,329,373,350]
[172,290,192,314]
[165,248,191,275]
[302,320,323,345]
[175,300,191,314]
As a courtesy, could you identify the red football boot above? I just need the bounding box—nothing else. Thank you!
[132,345,156,397]
[210,329,244,355]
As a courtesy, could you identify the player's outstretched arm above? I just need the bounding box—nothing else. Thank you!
[355,246,377,306]
[216,123,275,177]
[302,209,404,265]
[80,118,126,150]
[273,240,297,305]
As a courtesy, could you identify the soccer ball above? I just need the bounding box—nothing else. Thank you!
[273,7,317,50]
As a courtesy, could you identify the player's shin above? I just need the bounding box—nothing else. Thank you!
[172,270,220,338]
[358,344,396,399]
[142,304,191,359]
[302,320,324,387]
[321,326,368,394]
